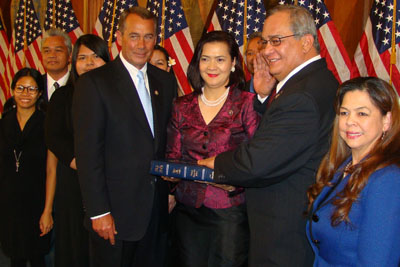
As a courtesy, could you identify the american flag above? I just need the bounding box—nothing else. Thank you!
[352,0,400,94]
[0,16,10,113]
[93,0,138,59]
[279,0,352,83]
[44,0,83,43]
[6,0,44,92]
[147,0,194,95]
[206,0,266,80]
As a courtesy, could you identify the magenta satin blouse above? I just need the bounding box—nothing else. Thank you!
[166,86,260,209]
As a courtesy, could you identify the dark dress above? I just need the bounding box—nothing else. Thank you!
[166,86,260,267]
[45,83,89,267]
[0,109,50,259]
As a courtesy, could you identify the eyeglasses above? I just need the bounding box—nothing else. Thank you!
[258,34,297,48]
[14,85,39,95]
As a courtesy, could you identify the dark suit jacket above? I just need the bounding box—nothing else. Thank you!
[42,73,49,102]
[214,59,338,267]
[72,57,177,241]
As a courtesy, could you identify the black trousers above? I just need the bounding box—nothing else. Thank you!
[88,193,167,267]
[171,203,249,267]
[10,255,45,267]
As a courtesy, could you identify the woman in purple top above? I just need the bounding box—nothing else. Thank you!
[165,31,260,267]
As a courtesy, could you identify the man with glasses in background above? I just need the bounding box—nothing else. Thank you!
[199,5,338,266]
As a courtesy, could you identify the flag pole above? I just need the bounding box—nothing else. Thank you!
[243,0,248,72]
[0,8,7,32]
[389,0,397,85]
[0,9,10,95]
[108,0,118,53]
[83,0,88,33]
[160,0,166,46]
[23,0,27,67]
[294,0,298,5]
[52,0,56,27]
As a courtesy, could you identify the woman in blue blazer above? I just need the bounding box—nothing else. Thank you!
[306,77,400,266]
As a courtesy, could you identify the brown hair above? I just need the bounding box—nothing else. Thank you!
[307,77,400,226]
[118,6,157,34]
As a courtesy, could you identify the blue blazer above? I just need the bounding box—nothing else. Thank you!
[307,158,400,266]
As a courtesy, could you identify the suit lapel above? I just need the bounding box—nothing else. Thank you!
[113,58,154,138]
[279,59,326,97]
[313,158,352,211]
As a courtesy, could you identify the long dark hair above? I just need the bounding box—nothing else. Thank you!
[69,34,110,85]
[307,77,400,226]
[187,31,245,93]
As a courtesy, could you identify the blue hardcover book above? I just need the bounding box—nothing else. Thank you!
[150,160,214,182]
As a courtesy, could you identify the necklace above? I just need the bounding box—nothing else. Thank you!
[13,149,22,172]
[200,87,229,107]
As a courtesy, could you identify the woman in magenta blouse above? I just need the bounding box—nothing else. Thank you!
[165,31,260,267]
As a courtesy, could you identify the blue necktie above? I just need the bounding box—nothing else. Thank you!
[137,70,154,136]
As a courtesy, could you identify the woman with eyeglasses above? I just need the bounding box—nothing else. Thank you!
[0,68,49,267]
[39,34,110,267]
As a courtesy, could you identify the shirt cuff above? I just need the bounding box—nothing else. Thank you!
[91,212,110,220]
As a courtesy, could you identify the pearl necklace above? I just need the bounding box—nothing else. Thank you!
[200,87,229,107]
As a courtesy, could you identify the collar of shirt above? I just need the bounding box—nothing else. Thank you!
[47,71,70,99]
[119,52,150,94]
[257,55,321,103]
[275,55,321,93]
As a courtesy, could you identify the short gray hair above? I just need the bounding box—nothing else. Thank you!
[245,32,262,52]
[267,5,320,53]
[42,28,72,54]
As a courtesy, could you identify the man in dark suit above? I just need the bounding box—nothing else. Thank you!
[199,5,338,266]
[72,7,176,267]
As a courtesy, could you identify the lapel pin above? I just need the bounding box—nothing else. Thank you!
[155,90,159,96]
[228,110,233,116]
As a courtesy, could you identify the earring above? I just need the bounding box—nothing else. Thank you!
[381,131,386,140]
[231,66,235,72]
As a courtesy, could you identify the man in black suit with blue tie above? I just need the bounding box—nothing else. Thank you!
[199,5,339,266]
[73,6,176,267]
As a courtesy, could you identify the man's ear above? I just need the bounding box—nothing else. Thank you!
[301,34,314,54]
[116,30,122,46]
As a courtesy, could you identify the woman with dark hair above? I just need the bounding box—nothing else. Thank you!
[150,45,174,72]
[165,31,260,266]
[307,77,400,266]
[149,44,180,97]
[0,68,49,267]
[40,34,110,267]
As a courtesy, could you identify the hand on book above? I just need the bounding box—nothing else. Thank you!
[161,176,180,182]
[197,156,215,169]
